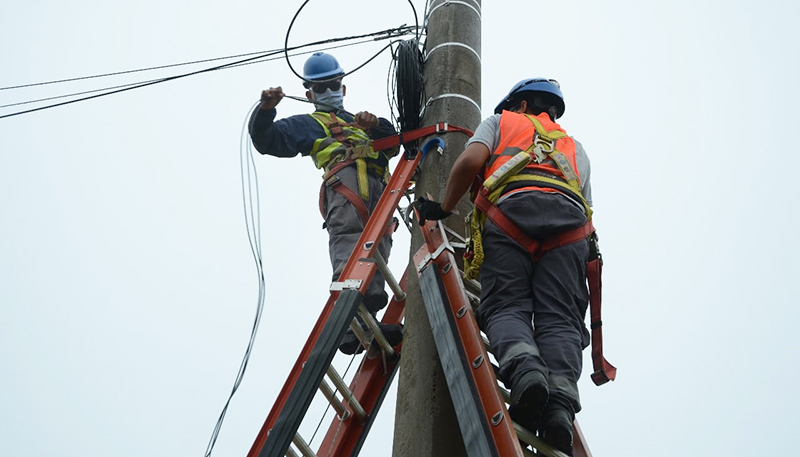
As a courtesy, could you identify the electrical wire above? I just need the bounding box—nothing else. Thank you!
[204,101,266,457]
[283,0,421,86]
[0,39,377,110]
[0,25,415,121]
[0,50,271,92]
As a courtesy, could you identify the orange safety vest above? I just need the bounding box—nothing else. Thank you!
[485,110,583,202]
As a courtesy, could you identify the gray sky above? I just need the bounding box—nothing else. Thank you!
[2,1,799,456]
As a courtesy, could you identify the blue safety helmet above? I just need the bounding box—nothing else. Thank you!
[303,52,345,83]
[494,78,565,118]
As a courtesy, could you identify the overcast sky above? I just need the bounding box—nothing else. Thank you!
[2,1,799,456]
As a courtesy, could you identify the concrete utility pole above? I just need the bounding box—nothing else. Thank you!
[392,1,482,456]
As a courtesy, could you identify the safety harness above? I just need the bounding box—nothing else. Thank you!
[465,113,616,386]
[316,116,473,229]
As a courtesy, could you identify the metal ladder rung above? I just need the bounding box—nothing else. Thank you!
[443,224,468,248]
[374,251,406,302]
[513,421,571,457]
[356,305,395,356]
[318,378,351,421]
[285,445,300,457]
[292,433,317,457]
[349,315,370,354]
[465,290,480,310]
[458,268,482,296]
[326,366,367,422]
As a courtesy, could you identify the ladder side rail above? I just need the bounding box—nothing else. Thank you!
[417,258,498,457]
[572,420,593,457]
[415,220,524,457]
[258,288,371,457]
[247,152,422,457]
[316,271,409,457]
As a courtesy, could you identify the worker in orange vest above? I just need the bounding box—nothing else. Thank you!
[417,78,593,455]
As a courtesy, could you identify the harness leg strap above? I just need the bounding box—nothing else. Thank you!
[318,173,396,239]
[587,237,617,386]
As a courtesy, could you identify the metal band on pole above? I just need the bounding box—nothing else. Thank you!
[425,42,482,63]
[428,0,482,19]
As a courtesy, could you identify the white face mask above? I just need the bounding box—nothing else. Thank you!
[312,88,344,112]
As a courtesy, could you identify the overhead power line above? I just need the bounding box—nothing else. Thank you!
[0,25,416,121]
[0,38,380,110]
[0,50,270,92]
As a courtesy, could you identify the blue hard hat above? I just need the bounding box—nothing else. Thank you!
[303,52,345,82]
[494,78,565,118]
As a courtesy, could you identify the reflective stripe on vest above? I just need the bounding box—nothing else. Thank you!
[308,111,378,171]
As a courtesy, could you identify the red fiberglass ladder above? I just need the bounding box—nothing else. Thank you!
[246,130,610,457]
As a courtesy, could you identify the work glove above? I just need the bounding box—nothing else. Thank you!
[415,197,452,226]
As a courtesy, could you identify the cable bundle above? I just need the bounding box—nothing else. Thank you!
[392,39,424,143]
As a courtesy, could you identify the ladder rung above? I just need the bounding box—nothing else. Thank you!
[357,305,395,356]
[443,224,468,246]
[461,273,482,297]
[481,334,493,354]
[499,384,510,404]
[286,445,300,457]
[349,317,370,353]
[326,366,367,422]
[513,421,571,457]
[465,290,480,310]
[318,378,351,421]
[292,433,317,457]
[374,251,406,301]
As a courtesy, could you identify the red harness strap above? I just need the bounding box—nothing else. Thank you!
[474,189,616,386]
[474,190,594,260]
[371,122,473,152]
[326,112,350,144]
[318,161,396,238]
[586,242,617,386]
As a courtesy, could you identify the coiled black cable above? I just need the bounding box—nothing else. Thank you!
[394,39,425,142]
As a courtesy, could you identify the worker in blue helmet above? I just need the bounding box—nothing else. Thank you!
[417,78,596,455]
[249,52,403,355]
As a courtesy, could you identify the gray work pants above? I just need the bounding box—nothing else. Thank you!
[476,191,590,413]
[323,164,392,313]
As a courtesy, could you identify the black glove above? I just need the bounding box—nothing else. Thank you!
[415,197,452,225]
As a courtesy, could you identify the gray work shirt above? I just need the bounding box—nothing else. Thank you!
[466,113,593,208]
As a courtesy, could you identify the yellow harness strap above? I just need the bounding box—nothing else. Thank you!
[356,158,369,201]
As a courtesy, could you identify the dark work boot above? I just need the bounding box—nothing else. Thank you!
[508,371,549,434]
[540,398,575,456]
[363,291,389,314]
[338,313,403,355]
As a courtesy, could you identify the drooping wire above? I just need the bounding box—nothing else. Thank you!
[0,39,376,110]
[0,25,415,120]
[203,101,266,457]
[283,0,421,86]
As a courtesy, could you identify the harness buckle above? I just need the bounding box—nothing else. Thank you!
[531,132,555,164]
